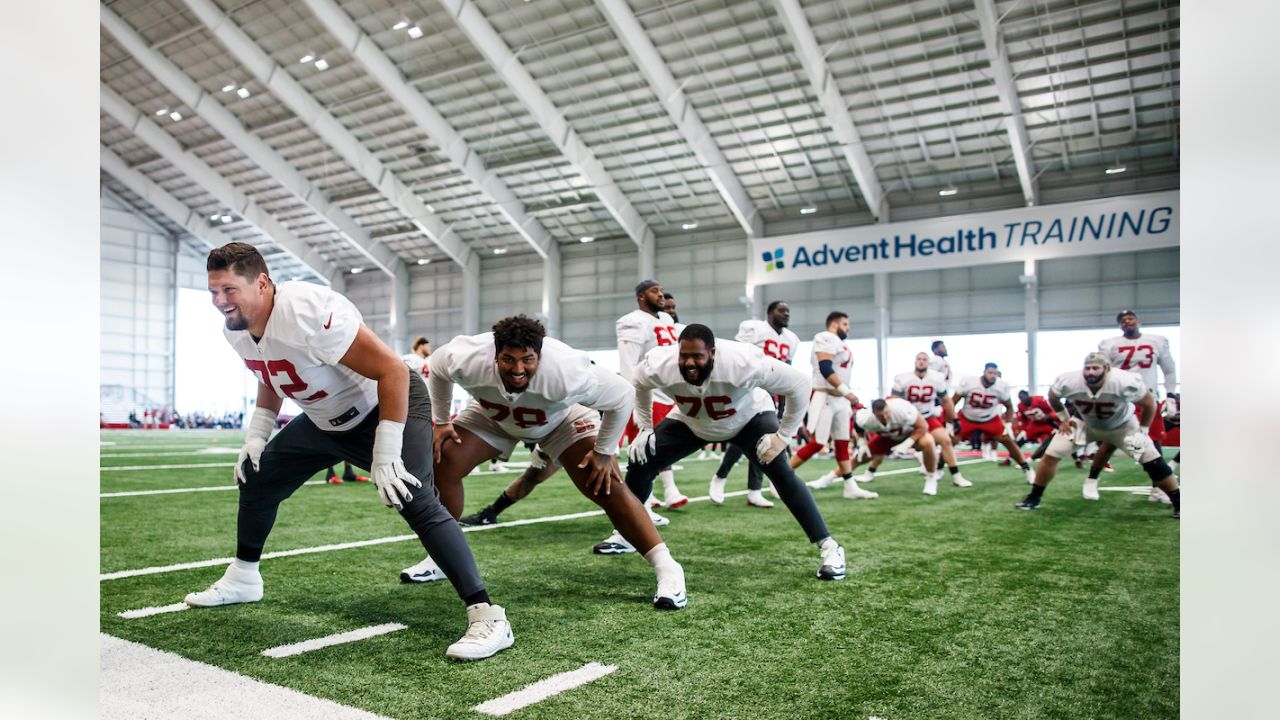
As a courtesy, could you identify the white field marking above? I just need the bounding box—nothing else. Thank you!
[102,480,325,498]
[260,623,407,659]
[118,602,190,619]
[101,449,226,457]
[101,634,395,720]
[100,441,116,445]
[101,459,985,581]
[101,462,235,471]
[473,662,618,717]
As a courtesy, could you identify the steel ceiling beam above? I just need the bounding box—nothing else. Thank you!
[774,0,887,221]
[596,0,762,238]
[438,0,655,258]
[101,4,402,279]
[179,0,474,270]
[975,0,1040,206]
[100,85,344,288]
[101,145,226,252]
[301,0,554,260]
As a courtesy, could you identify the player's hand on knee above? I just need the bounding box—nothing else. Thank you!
[628,429,656,465]
[756,431,790,465]
[853,440,872,463]
[372,459,422,510]
[1123,430,1154,458]
[433,423,461,464]
[234,436,266,485]
[578,450,620,496]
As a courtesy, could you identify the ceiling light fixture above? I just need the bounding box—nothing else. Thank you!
[938,185,958,197]
[350,267,363,274]
[417,258,430,265]
[210,213,221,221]
[221,82,237,93]
[393,19,410,30]
[236,87,250,99]
[579,236,595,243]
[800,207,817,215]
[493,247,508,255]
[155,107,169,116]
[407,25,423,39]
[299,53,315,64]
[220,215,233,224]
[1105,165,1127,175]
[314,58,329,71]
[681,222,698,230]
[169,111,182,122]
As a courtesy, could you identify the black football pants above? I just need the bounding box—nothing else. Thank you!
[236,371,486,601]
[714,444,765,491]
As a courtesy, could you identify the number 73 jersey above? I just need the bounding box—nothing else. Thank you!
[1051,368,1148,430]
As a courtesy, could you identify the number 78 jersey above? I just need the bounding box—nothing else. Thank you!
[1051,368,1147,430]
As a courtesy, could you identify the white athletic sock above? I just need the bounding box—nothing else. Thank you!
[816,536,838,552]
[644,543,679,576]
[660,469,679,496]
[232,558,260,574]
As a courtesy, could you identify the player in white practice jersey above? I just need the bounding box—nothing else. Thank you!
[927,340,953,390]
[952,363,1036,484]
[793,312,878,499]
[401,316,687,609]
[887,352,970,490]
[840,398,942,496]
[1015,352,1180,518]
[617,279,687,509]
[597,324,848,580]
[709,300,802,508]
[186,243,510,662]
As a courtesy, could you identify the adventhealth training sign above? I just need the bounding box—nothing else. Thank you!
[749,191,1178,286]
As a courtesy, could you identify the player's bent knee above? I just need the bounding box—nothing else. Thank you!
[1141,457,1173,483]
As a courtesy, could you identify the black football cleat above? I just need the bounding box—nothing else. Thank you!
[1014,494,1041,510]
[1171,508,1180,520]
[459,505,500,527]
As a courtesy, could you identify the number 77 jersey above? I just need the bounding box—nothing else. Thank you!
[631,339,810,442]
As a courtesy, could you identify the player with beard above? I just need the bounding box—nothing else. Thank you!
[188,243,510,661]
[605,324,848,580]
[794,312,878,499]
[709,300,801,508]
[952,363,1036,484]
[663,292,679,323]
[1016,352,1180,517]
[400,315,687,609]
[889,352,969,490]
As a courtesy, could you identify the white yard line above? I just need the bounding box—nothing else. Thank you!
[101,459,983,582]
[102,481,324,498]
[118,602,190,619]
[101,634,394,720]
[101,462,235,472]
[473,662,618,716]
[260,623,407,659]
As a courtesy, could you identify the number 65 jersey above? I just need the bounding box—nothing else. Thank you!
[1050,368,1148,430]
[631,339,809,442]
[224,281,378,432]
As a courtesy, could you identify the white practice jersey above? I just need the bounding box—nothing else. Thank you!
[401,352,429,381]
[810,331,853,389]
[1051,368,1148,430]
[855,398,920,440]
[1098,333,1177,397]
[891,370,949,419]
[927,353,953,390]
[953,375,1013,423]
[632,339,809,442]
[735,320,802,364]
[429,333,632,454]
[617,308,682,403]
[224,281,378,432]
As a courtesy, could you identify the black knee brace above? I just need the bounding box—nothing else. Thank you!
[1142,457,1173,483]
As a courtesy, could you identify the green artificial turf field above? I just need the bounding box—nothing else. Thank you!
[100,429,1178,719]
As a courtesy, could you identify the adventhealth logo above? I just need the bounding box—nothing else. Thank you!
[761,247,785,272]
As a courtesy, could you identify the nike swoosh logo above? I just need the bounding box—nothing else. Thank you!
[323,313,333,329]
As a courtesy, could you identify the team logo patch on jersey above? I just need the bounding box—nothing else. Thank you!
[573,418,597,434]
[761,247,785,272]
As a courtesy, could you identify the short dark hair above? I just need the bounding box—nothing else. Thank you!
[1116,309,1137,322]
[984,362,998,370]
[412,336,430,350]
[767,300,786,314]
[678,323,716,349]
[931,340,945,350]
[663,292,674,300]
[825,311,848,326]
[1018,389,1030,398]
[492,315,545,354]
[871,399,887,412]
[635,279,660,296]
[207,242,270,281]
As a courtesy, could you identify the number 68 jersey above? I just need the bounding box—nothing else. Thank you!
[1050,368,1148,430]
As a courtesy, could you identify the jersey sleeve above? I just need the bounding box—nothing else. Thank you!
[427,343,462,426]
[756,357,810,437]
[1049,373,1073,400]
[574,364,633,455]
[890,373,908,396]
[629,353,660,432]
[298,290,363,366]
[1118,372,1149,404]
[734,320,759,345]
[1156,338,1178,395]
[812,332,842,357]
[615,315,646,383]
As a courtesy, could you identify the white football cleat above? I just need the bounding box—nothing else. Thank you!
[1025,468,1037,485]
[653,563,688,610]
[488,461,510,473]
[1149,487,1172,505]
[843,482,879,500]
[746,490,774,508]
[854,472,874,483]
[951,473,973,488]
[696,449,709,460]
[664,492,690,509]
[1083,478,1100,501]
[708,475,727,505]
[807,470,838,489]
[922,474,938,496]
[646,506,670,527]
[400,556,448,584]
[184,563,263,607]
[592,530,637,555]
[646,493,662,509]
[817,543,846,581]
[445,604,513,661]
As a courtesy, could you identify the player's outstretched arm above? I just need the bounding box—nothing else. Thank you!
[941,395,957,423]
[583,364,633,454]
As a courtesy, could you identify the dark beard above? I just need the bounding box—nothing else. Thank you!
[681,359,714,386]
[225,315,248,331]
[836,329,848,340]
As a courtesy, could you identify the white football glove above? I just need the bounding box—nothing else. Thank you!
[628,429,656,465]
[755,431,790,465]
[853,439,872,462]
[371,420,423,510]
[1123,430,1156,460]
[235,407,277,485]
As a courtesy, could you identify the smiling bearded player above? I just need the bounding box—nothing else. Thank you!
[187,242,511,662]
[399,315,688,609]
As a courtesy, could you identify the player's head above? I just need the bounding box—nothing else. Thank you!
[870,398,889,425]
[676,324,716,385]
[1083,351,1111,388]
[914,352,930,372]
[767,300,790,329]
[1018,389,1031,404]
[663,292,678,322]
[1117,309,1140,337]
[981,362,998,386]
[931,339,947,357]
[411,336,431,357]
[635,279,665,314]
[206,242,272,332]
[826,311,849,340]
[492,315,545,392]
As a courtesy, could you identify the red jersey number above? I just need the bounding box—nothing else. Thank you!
[905,385,935,404]
[966,393,995,410]
[762,340,792,362]
[654,326,678,346]
[1116,345,1155,369]
[245,359,329,402]
[674,395,736,420]
[477,398,549,428]
[1072,400,1116,421]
